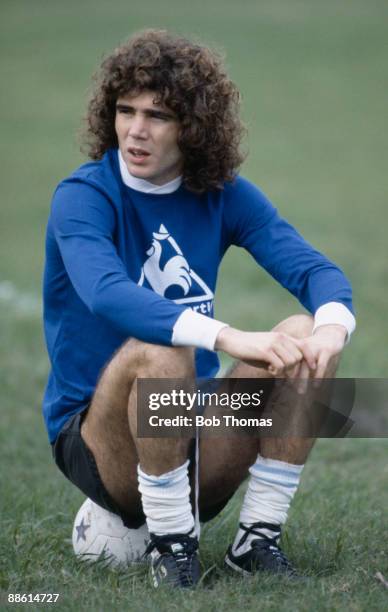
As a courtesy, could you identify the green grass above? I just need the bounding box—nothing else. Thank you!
[1,0,388,610]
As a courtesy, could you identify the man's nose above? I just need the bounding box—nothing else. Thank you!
[128,114,148,138]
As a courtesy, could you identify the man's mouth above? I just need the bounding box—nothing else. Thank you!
[128,147,151,160]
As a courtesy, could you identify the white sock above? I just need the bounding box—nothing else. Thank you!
[137,460,195,536]
[232,454,303,555]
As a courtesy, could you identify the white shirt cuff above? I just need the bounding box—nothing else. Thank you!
[172,309,229,351]
[313,302,356,342]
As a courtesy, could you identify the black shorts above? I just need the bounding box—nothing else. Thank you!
[51,406,232,529]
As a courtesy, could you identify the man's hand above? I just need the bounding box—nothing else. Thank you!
[215,327,304,377]
[215,323,347,380]
[297,324,347,379]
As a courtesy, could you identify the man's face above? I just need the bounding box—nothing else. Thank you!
[115,91,183,186]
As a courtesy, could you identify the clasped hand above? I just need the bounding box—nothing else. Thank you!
[215,324,347,379]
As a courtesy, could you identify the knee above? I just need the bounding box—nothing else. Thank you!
[273,313,314,339]
[119,338,195,378]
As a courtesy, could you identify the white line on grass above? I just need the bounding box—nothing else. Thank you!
[0,281,41,317]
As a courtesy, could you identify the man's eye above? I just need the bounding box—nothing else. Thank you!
[152,114,169,121]
[117,108,133,115]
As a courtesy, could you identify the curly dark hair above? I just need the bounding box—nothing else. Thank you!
[82,29,246,193]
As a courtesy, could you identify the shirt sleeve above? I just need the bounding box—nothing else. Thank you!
[50,181,189,346]
[313,302,356,341]
[223,177,355,316]
[172,309,229,350]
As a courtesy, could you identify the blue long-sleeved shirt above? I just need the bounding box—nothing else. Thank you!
[43,149,353,442]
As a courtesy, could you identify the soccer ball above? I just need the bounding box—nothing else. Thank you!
[72,498,149,567]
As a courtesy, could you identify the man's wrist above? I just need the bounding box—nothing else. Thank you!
[215,326,237,352]
[313,323,347,342]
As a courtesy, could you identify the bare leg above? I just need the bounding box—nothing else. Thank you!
[81,339,195,521]
[260,314,340,464]
[198,314,338,515]
[259,314,316,464]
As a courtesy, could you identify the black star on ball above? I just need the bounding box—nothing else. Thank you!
[75,518,91,542]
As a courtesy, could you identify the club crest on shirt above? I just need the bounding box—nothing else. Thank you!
[137,224,214,313]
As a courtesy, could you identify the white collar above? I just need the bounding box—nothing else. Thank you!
[118,150,182,194]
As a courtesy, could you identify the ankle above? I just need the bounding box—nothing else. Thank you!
[137,461,195,536]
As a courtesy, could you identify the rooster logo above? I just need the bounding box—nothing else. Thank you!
[138,224,213,305]
[139,225,192,296]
